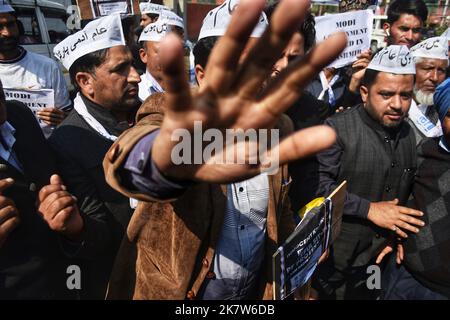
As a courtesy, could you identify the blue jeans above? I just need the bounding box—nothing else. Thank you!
[381,256,448,300]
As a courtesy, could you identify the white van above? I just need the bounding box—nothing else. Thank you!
[9,0,70,57]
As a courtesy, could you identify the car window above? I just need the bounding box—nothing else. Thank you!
[41,7,69,44]
[13,7,43,44]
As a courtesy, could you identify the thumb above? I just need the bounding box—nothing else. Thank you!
[388,198,399,205]
[50,174,64,186]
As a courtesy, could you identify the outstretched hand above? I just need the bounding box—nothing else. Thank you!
[152,0,347,184]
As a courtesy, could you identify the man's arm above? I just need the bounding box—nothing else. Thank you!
[316,119,371,219]
[45,144,112,259]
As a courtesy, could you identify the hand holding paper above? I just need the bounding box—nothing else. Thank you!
[37,107,66,126]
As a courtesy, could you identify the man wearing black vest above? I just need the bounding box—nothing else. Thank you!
[312,45,426,300]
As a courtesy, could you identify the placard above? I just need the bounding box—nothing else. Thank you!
[315,10,374,68]
[3,88,55,125]
[273,181,346,300]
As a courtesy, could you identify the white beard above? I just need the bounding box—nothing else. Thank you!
[414,88,435,106]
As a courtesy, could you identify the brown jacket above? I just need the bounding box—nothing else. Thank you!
[103,94,296,300]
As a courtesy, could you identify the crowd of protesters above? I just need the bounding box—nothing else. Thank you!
[0,0,449,300]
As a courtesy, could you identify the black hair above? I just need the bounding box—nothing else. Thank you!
[192,36,219,69]
[387,0,428,25]
[264,1,316,53]
[361,68,416,88]
[361,68,381,88]
[69,48,109,91]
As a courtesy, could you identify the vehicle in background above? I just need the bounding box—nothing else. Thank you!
[371,14,387,52]
[9,0,73,89]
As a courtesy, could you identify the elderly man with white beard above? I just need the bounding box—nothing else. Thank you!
[408,36,449,145]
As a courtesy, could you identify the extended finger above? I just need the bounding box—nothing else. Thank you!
[204,0,267,94]
[264,125,337,169]
[398,213,425,227]
[397,243,404,264]
[36,113,64,121]
[376,246,393,264]
[394,226,408,239]
[236,0,312,99]
[257,32,347,125]
[159,33,192,113]
[398,206,424,217]
[395,219,420,234]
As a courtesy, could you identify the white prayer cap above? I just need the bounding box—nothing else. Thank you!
[368,45,416,75]
[410,37,448,61]
[0,0,14,13]
[198,0,268,41]
[159,9,184,30]
[139,2,169,15]
[53,14,125,70]
[139,20,169,43]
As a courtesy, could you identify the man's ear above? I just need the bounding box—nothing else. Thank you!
[383,23,391,37]
[360,85,369,104]
[195,64,205,87]
[75,72,95,97]
[139,47,148,64]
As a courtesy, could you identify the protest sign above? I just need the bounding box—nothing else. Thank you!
[272,181,346,300]
[315,9,374,68]
[3,88,54,125]
[76,0,140,20]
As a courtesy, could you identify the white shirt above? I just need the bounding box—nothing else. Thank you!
[138,71,164,101]
[0,49,71,138]
[0,121,23,173]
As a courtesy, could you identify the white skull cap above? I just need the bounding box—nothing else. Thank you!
[410,37,449,61]
[139,2,169,15]
[53,14,125,70]
[368,45,416,75]
[198,0,268,41]
[139,20,170,42]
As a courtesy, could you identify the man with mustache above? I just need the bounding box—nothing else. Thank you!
[0,0,71,138]
[312,45,425,300]
[408,36,449,145]
[47,15,140,299]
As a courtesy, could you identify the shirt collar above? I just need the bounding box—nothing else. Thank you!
[145,71,164,93]
[79,94,134,137]
[439,137,450,153]
[0,121,16,150]
[0,47,27,64]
